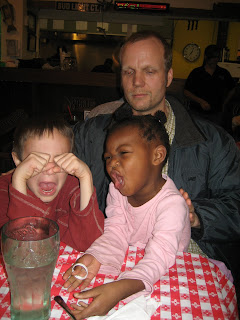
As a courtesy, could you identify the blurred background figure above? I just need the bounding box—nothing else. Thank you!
[184,45,236,125]
[222,86,240,147]
[91,58,114,73]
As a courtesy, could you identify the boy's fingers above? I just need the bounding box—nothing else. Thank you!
[31,152,50,163]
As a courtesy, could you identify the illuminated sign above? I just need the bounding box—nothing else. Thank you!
[115,1,169,12]
[56,2,101,12]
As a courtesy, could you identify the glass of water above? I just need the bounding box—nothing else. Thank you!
[1,217,60,320]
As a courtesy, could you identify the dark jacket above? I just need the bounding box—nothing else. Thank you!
[74,96,240,288]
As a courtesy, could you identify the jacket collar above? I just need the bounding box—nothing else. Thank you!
[116,96,205,148]
[167,95,206,148]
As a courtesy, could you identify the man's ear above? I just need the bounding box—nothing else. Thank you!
[12,152,21,167]
[152,145,167,165]
[166,68,173,88]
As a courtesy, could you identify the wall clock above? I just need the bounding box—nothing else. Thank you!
[183,43,201,62]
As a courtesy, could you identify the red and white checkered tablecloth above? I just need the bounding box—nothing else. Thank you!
[0,242,238,320]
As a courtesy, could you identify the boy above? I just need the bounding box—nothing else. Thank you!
[0,114,104,252]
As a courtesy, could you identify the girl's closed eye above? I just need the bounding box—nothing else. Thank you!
[104,154,111,161]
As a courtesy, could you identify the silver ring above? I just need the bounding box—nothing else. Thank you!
[77,300,88,307]
[72,263,88,280]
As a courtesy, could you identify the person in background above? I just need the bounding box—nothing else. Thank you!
[91,58,114,73]
[63,110,190,319]
[0,114,104,252]
[73,30,240,308]
[233,126,240,149]
[184,44,236,125]
[221,86,240,138]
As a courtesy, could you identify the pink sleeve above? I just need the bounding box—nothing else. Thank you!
[85,183,129,273]
[118,193,190,294]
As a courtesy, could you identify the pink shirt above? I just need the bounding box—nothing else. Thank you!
[86,175,190,295]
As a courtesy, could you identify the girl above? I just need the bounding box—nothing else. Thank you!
[63,106,191,319]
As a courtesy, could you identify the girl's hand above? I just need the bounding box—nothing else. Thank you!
[70,279,145,320]
[63,254,101,292]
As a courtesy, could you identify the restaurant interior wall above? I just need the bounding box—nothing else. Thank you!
[1,1,239,75]
[0,1,239,121]
[172,19,240,79]
[37,16,240,78]
[227,22,240,61]
[172,20,218,79]
[0,0,36,63]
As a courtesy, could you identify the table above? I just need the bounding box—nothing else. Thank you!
[0,242,239,320]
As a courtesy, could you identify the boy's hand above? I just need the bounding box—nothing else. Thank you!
[69,279,145,320]
[63,254,101,292]
[179,188,200,228]
[53,153,91,180]
[12,152,51,195]
[53,153,94,210]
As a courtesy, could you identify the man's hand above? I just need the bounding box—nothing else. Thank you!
[199,99,211,111]
[179,188,200,228]
[63,254,101,292]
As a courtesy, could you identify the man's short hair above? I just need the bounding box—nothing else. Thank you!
[119,30,172,73]
[12,113,74,160]
[204,45,220,60]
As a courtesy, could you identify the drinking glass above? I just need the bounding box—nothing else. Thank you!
[1,216,60,320]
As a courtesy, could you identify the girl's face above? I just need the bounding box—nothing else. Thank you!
[104,125,164,206]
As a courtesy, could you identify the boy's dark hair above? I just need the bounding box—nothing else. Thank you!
[12,114,74,160]
[108,104,170,166]
[203,45,220,65]
[119,30,172,74]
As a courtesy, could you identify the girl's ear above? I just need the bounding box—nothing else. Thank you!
[12,152,21,167]
[152,145,167,165]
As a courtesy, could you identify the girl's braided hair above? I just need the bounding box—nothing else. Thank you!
[107,104,170,166]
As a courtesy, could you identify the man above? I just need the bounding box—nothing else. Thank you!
[184,45,236,125]
[74,31,240,305]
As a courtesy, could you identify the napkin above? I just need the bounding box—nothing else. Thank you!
[87,295,161,320]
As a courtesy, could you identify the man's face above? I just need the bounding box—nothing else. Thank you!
[206,56,219,68]
[121,37,173,116]
[22,129,71,203]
